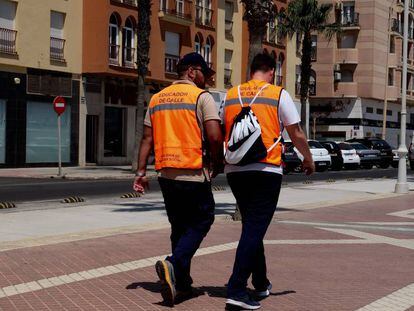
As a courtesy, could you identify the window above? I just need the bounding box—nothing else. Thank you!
[160,0,167,11]
[0,0,17,54]
[311,35,317,61]
[390,35,395,53]
[225,1,234,38]
[109,14,120,65]
[50,11,66,61]
[195,0,203,24]
[338,33,357,49]
[123,17,135,68]
[104,107,125,157]
[295,65,301,95]
[388,68,394,86]
[341,69,354,82]
[309,70,316,96]
[366,107,374,113]
[26,101,71,163]
[165,31,180,73]
[176,0,184,14]
[276,53,284,86]
[204,36,212,66]
[204,0,212,26]
[387,110,392,116]
[224,49,233,87]
[377,108,383,115]
[0,99,5,164]
[195,33,202,54]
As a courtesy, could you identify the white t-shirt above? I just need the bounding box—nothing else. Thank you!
[220,89,300,175]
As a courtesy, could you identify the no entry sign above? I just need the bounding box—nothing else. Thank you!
[53,96,66,115]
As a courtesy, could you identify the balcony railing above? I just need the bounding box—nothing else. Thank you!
[224,68,232,87]
[123,47,136,68]
[50,37,65,61]
[392,18,403,34]
[204,8,213,27]
[111,0,137,6]
[165,54,180,74]
[340,12,359,27]
[160,7,192,21]
[295,82,316,96]
[268,29,277,44]
[195,5,203,25]
[0,28,17,55]
[109,44,120,66]
[276,75,283,86]
[225,20,233,39]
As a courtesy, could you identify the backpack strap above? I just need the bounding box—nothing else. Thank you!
[237,83,270,107]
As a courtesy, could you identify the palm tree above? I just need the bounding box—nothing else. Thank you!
[278,0,341,134]
[132,0,152,171]
[241,0,277,80]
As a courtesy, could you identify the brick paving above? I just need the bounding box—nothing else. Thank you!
[0,194,413,310]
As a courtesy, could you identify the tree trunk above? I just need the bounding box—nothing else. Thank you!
[300,31,312,136]
[246,30,264,80]
[132,0,152,172]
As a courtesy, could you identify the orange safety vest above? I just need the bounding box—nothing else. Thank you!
[223,80,283,166]
[149,83,206,170]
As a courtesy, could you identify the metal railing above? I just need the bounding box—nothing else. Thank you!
[340,12,359,27]
[195,5,203,25]
[268,29,277,44]
[50,37,65,61]
[204,8,213,27]
[225,20,233,38]
[109,44,120,65]
[123,0,137,6]
[0,28,17,55]
[224,68,232,87]
[165,54,180,74]
[295,81,316,96]
[123,47,136,68]
[160,7,192,20]
[392,18,403,34]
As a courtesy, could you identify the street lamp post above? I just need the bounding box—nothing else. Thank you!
[395,0,409,194]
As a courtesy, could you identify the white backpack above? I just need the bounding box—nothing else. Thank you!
[225,84,282,166]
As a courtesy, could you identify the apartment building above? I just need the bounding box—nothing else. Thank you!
[81,0,218,165]
[305,0,414,146]
[0,0,82,167]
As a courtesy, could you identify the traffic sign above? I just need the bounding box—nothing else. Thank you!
[53,96,66,116]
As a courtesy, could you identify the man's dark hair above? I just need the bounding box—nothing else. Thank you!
[250,53,276,74]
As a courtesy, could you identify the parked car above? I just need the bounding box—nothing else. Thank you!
[409,142,414,170]
[282,142,302,174]
[334,142,360,169]
[345,142,380,169]
[346,138,393,168]
[293,140,331,172]
[320,141,343,170]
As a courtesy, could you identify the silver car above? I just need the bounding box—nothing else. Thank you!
[348,142,381,169]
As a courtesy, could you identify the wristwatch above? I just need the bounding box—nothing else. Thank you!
[135,172,146,177]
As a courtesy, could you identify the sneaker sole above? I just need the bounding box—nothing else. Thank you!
[226,299,261,310]
[155,261,176,306]
[255,289,270,298]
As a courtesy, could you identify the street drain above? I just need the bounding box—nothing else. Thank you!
[61,197,85,204]
[121,192,142,199]
[0,202,16,209]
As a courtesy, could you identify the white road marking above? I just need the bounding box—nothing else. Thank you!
[355,283,414,311]
[388,209,414,220]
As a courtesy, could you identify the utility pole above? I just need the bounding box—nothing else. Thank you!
[395,0,409,194]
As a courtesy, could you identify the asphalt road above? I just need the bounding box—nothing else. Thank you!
[0,167,411,204]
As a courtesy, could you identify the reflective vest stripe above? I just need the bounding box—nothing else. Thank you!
[149,103,196,116]
[225,97,279,107]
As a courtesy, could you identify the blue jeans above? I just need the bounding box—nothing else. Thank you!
[158,177,215,291]
[226,171,282,298]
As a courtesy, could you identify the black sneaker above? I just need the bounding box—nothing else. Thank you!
[254,282,272,299]
[155,260,176,306]
[226,295,261,310]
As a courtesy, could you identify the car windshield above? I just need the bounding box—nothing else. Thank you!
[349,143,367,150]
[339,143,353,150]
[372,140,391,149]
[308,141,324,149]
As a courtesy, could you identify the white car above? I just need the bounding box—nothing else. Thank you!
[292,140,332,172]
[338,142,361,169]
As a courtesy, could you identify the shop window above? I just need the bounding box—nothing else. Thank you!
[26,101,71,163]
[104,106,125,157]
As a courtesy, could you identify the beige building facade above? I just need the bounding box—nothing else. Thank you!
[287,0,414,146]
[0,0,83,167]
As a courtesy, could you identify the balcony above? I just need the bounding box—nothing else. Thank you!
[109,44,120,66]
[0,28,17,55]
[336,48,359,64]
[158,1,192,26]
[335,82,358,97]
[123,47,136,68]
[204,8,213,27]
[391,18,403,35]
[225,20,233,40]
[165,54,180,74]
[50,37,65,62]
[340,12,360,28]
[195,5,203,25]
[111,0,137,7]
[195,6,214,28]
[224,68,232,87]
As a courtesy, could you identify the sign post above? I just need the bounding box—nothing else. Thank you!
[53,96,66,177]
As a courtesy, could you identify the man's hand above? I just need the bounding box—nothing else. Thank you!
[302,158,315,176]
[133,176,149,194]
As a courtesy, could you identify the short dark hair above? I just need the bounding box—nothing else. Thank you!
[250,53,276,74]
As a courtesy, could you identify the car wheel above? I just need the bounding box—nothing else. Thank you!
[379,162,390,169]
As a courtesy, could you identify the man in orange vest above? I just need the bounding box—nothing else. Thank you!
[222,53,315,310]
[133,52,223,306]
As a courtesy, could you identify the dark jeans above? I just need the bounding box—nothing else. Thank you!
[226,171,282,298]
[158,177,215,291]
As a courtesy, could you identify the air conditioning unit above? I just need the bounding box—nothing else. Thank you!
[334,72,342,82]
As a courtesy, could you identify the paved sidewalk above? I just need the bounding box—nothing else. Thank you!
[0,193,414,310]
[0,166,157,180]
